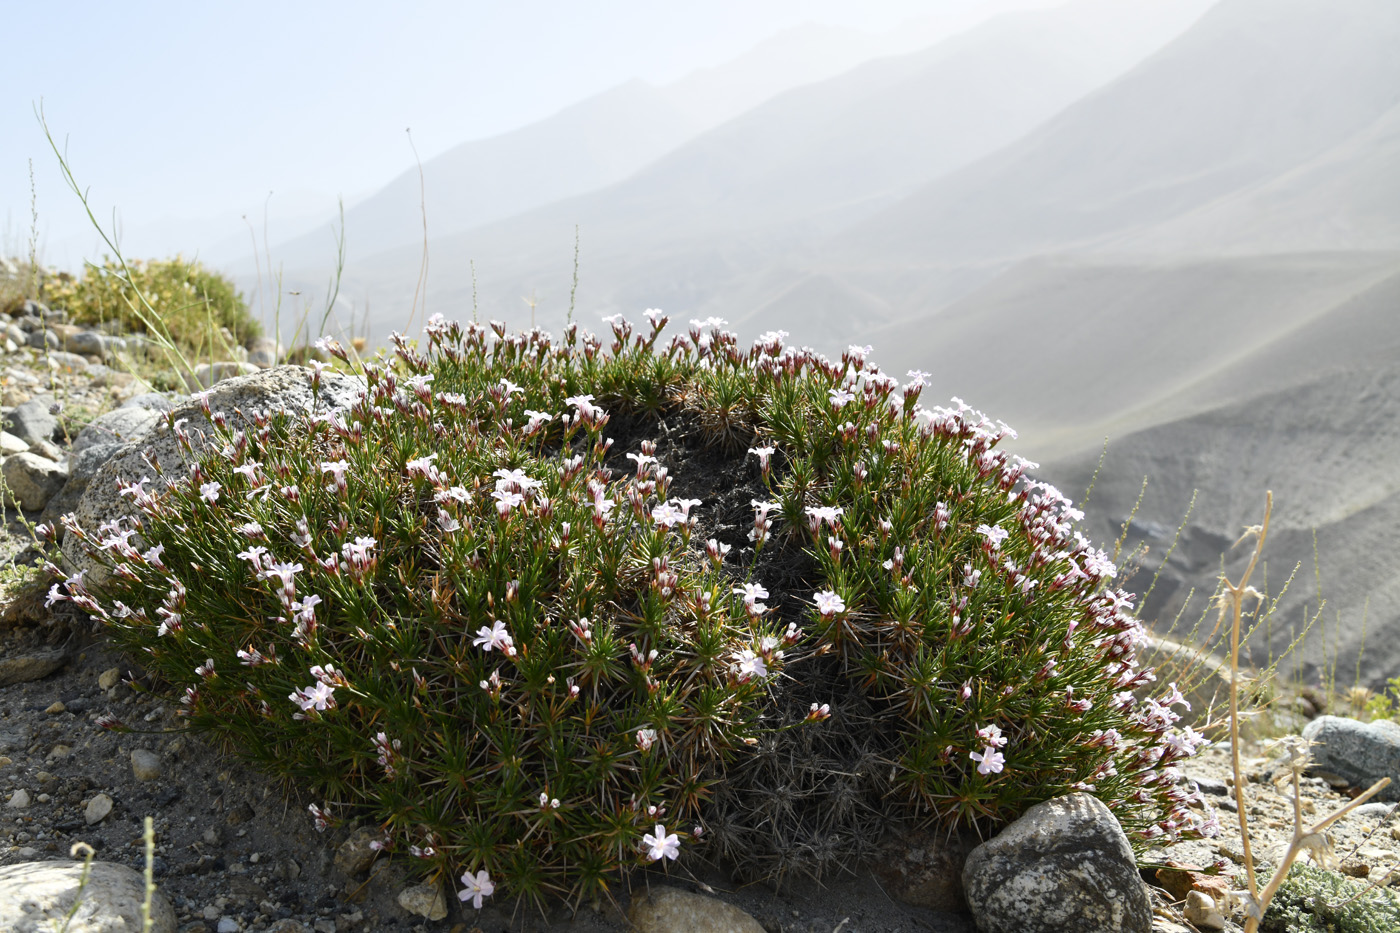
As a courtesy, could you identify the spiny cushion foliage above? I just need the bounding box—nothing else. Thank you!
[47,311,1219,909]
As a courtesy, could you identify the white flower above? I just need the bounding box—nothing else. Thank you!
[970,746,1005,775]
[636,728,657,752]
[733,649,768,682]
[473,620,515,655]
[199,481,221,503]
[457,869,494,909]
[642,823,681,861]
[813,590,846,616]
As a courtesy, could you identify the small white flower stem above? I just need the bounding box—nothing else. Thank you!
[1228,492,1393,933]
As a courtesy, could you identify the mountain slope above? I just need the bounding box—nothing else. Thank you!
[839,0,1400,270]
[261,23,899,271]
[860,251,1400,458]
[1106,102,1400,255]
[327,0,1216,340]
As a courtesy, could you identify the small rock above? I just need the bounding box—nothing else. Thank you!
[3,397,58,445]
[0,648,68,687]
[65,331,108,357]
[1341,860,1371,878]
[1,386,29,405]
[203,904,221,920]
[333,826,381,876]
[1302,716,1400,801]
[30,438,65,461]
[85,792,114,824]
[46,700,66,714]
[2,450,69,510]
[98,667,124,690]
[6,788,31,809]
[0,859,177,932]
[312,919,337,933]
[27,328,59,350]
[397,882,448,921]
[0,431,27,454]
[131,749,162,781]
[217,917,240,933]
[628,886,765,933]
[263,921,311,933]
[1189,775,1230,796]
[247,338,284,368]
[1183,890,1225,930]
[47,744,72,760]
[48,350,91,374]
[963,793,1152,933]
[1350,802,1395,822]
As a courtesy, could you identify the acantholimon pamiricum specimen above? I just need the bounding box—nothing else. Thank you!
[49,311,1219,908]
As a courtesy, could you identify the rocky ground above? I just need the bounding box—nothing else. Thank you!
[0,301,1397,932]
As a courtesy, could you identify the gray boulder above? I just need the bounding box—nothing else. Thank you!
[3,451,69,511]
[4,398,59,446]
[963,793,1152,933]
[0,648,68,687]
[1302,716,1400,801]
[184,361,260,391]
[247,337,284,368]
[62,365,365,586]
[65,330,108,357]
[71,408,162,458]
[42,442,125,527]
[0,859,176,932]
[120,392,176,413]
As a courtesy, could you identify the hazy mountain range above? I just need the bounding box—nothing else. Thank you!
[243,0,1400,687]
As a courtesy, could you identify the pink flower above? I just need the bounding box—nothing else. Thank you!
[976,724,1008,749]
[642,824,681,861]
[458,869,494,909]
[976,523,1009,550]
[970,746,1005,775]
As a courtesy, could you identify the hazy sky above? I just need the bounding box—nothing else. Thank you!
[2,0,1057,269]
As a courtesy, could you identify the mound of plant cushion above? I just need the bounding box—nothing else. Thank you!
[48,312,1218,909]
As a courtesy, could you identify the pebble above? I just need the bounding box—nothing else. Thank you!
[132,748,163,781]
[85,792,114,824]
[45,700,65,713]
[6,788,30,809]
[98,667,123,690]
[1183,890,1225,930]
[397,882,448,921]
[217,917,240,933]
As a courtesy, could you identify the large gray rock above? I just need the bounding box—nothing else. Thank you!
[3,451,69,511]
[70,408,162,458]
[4,398,59,446]
[42,443,124,527]
[1302,716,1400,801]
[628,886,765,933]
[184,361,260,391]
[963,794,1152,933]
[119,392,175,413]
[0,859,176,932]
[63,366,365,586]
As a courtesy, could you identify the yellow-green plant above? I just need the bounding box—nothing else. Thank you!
[44,256,259,354]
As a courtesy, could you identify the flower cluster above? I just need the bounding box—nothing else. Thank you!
[53,309,1215,907]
